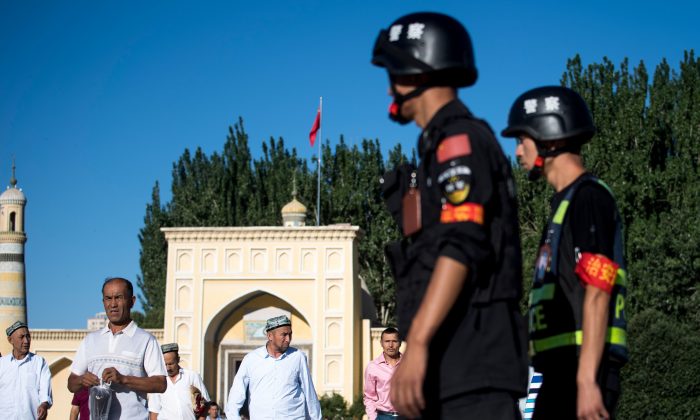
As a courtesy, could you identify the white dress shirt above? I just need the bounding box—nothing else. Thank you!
[0,352,53,419]
[71,321,166,420]
[149,367,210,419]
[225,346,321,420]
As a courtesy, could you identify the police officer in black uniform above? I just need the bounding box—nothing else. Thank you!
[373,12,528,419]
[502,86,628,419]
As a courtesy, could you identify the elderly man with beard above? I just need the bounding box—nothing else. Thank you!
[0,321,52,420]
[68,277,167,420]
[225,315,321,420]
[149,343,210,419]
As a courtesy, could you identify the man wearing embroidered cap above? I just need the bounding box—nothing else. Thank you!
[372,12,527,418]
[0,321,53,419]
[148,343,210,419]
[502,86,628,419]
[225,315,321,419]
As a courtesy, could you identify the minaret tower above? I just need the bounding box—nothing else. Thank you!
[0,161,27,355]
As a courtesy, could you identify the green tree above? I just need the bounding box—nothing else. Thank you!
[137,120,407,328]
[222,118,255,226]
[137,182,169,327]
[617,309,700,418]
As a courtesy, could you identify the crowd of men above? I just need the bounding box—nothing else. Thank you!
[0,11,629,420]
[0,277,322,420]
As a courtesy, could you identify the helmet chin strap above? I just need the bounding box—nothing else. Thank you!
[388,78,431,125]
[528,142,578,181]
[528,155,545,181]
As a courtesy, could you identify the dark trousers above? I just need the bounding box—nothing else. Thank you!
[533,362,621,420]
[399,390,522,420]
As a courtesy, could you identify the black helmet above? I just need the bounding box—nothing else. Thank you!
[501,86,595,143]
[372,12,477,87]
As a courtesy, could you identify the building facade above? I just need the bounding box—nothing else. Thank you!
[161,224,364,405]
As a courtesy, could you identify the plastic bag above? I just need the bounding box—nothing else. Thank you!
[89,380,113,420]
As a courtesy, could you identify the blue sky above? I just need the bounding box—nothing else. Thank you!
[1,1,697,328]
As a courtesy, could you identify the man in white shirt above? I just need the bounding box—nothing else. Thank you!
[0,321,52,420]
[67,277,167,420]
[225,315,322,420]
[149,343,210,419]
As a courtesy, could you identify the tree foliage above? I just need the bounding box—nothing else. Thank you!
[137,119,406,328]
[137,181,169,327]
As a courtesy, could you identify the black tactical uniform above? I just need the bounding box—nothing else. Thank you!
[389,99,528,411]
[502,86,628,419]
[374,12,528,417]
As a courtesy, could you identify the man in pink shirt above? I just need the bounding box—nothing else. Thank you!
[363,327,402,419]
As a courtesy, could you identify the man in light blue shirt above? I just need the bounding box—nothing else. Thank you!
[0,321,52,420]
[225,315,322,420]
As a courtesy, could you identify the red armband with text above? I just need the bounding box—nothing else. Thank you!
[574,252,619,294]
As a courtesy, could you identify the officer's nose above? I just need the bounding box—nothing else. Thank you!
[515,143,524,158]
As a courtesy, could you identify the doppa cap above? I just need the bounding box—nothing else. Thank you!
[6,321,27,337]
[265,315,291,332]
[161,343,179,354]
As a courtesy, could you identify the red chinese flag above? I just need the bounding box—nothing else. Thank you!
[309,109,321,147]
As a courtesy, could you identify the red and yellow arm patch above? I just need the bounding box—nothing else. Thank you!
[440,202,484,225]
[575,252,619,294]
[437,134,471,163]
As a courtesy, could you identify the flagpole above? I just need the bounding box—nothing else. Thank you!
[317,96,322,226]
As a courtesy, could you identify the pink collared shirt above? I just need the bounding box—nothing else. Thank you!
[363,352,401,420]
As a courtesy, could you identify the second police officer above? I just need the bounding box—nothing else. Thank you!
[502,86,628,419]
[373,12,528,418]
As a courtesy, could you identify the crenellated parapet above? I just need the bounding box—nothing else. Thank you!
[162,226,362,242]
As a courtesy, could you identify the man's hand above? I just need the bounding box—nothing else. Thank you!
[577,284,611,420]
[389,342,428,419]
[102,367,125,384]
[577,380,609,420]
[37,402,49,420]
[81,372,101,388]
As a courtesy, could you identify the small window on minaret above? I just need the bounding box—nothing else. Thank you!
[9,212,16,232]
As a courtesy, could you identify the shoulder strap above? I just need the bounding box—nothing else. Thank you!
[545,173,600,276]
